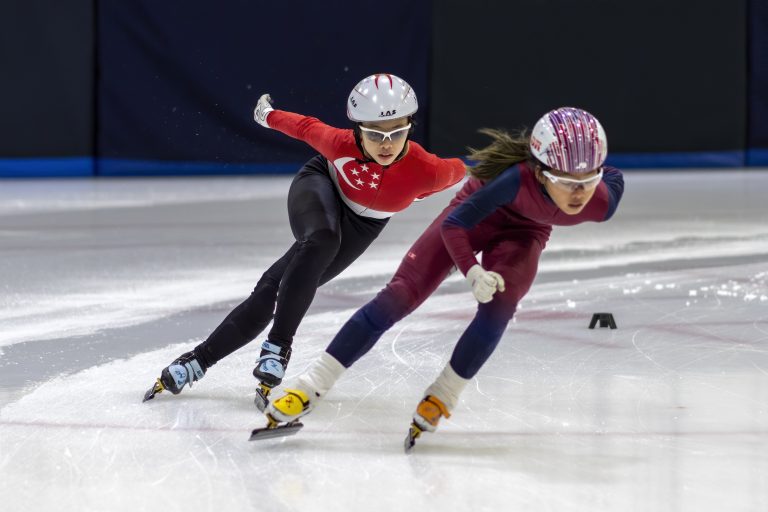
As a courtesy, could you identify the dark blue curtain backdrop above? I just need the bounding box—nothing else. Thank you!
[3,0,768,176]
[0,0,94,177]
[429,0,748,168]
[96,0,430,175]
[749,0,768,165]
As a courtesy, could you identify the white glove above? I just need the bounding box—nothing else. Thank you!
[253,93,274,128]
[465,264,505,303]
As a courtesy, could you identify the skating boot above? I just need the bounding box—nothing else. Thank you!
[404,395,451,453]
[252,340,292,412]
[249,387,313,440]
[143,351,207,402]
[249,351,344,441]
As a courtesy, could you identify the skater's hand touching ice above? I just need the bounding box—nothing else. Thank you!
[254,94,274,128]
[465,264,505,303]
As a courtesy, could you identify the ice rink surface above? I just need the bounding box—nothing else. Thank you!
[1,170,767,512]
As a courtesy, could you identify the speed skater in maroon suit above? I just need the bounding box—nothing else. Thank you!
[143,74,466,407]
[260,107,625,448]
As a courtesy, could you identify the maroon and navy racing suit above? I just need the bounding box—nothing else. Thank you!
[194,110,466,368]
[324,162,624,378]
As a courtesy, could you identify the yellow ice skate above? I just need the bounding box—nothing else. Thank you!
[404,395,451,453]
[249,388,312,441]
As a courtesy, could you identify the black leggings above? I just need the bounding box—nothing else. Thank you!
[195,155,388,367]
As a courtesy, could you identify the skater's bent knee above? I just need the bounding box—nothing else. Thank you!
[477,301,517,325]
[299,229,341,258]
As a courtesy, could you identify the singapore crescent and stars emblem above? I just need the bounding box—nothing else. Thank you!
[333,158,381,191]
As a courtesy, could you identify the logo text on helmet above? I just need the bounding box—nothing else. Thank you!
[379,109,397,117]
[530,135,542,152]
[350,97,357,107]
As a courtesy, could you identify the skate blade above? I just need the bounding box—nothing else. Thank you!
[142,379,165,402]
[249,421,304,441]
[404,423,423,454]
[254,384,273,412]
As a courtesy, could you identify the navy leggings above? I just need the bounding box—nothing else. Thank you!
[325,204,543,379]
[195,156,387,367]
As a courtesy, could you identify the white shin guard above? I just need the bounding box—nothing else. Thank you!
[424,364,470,413]
[295,351,346,400]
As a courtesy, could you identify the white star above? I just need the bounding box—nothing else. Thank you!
[371,172,380,180]
[361,164,369,172]
[356,179,364,186]
[369,182,378,189]
[351,169,359,176]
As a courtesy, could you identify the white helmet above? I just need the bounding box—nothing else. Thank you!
[530,107,608,174]
[347,74,418,122]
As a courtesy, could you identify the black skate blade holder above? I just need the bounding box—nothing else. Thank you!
[403,423,423,454]
[589,312,617,329]
[142,379,165,402]
[254,383,274,413]
[249,421,304,441]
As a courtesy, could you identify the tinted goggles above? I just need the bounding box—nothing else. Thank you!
[359,124,411,144]
[542,168,604,191]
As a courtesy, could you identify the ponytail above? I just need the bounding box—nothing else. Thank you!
[466,128,534,181]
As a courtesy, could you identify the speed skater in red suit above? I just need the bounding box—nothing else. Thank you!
[142,74,466,406]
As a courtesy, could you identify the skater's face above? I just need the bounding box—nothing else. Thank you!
[535,165,602,215]
[359,118,410,166]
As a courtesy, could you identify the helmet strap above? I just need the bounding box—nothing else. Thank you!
[529,161,554,201]
[391,117,416,162]
[391,140,410,164]
[352,124,374,163]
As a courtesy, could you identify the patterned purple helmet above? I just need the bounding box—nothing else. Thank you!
[529,107,608,174]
